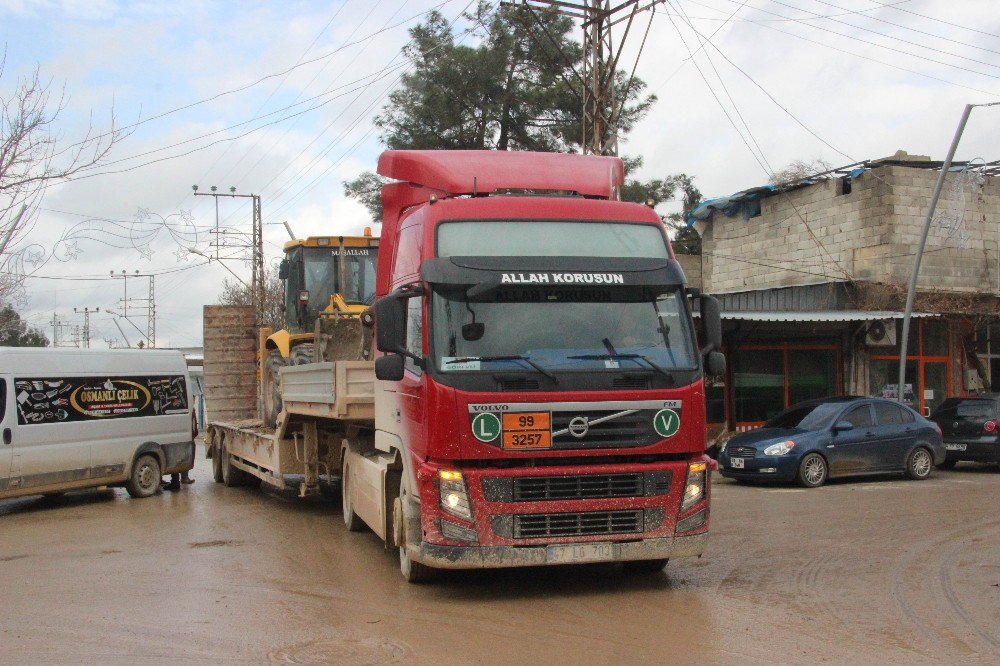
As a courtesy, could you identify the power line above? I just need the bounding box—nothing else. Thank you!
[869,0,1000,40]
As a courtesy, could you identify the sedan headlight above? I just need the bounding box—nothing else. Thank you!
[763,440,796,456]
[439,470,473,521]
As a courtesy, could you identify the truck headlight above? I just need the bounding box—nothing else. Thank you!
[681,461,707,512]
[439,470,472,521]
[763,440,795,456]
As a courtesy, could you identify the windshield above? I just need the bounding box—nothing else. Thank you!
[437,220,669,258]
[431,286,696,373]
[342,249,377,304]
[765,402,845,430]
[303,248,336,318]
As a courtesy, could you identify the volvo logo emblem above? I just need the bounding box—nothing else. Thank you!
[568,416,590,438]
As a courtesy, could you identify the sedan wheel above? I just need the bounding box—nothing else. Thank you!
[906,447,933,480]
[796,452,828,488]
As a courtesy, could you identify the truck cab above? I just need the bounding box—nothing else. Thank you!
[346,150,724,581]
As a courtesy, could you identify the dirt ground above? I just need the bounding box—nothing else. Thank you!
[1,451,997,665]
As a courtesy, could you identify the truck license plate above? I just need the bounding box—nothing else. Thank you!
[546,542,616,564]
[945,443,967,451]
[730,457,745,469]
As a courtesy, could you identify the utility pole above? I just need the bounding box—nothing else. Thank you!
[111,269,156,348]
[511,0,660,155]
[50,313,60,348]
[73,307,99,349]
[191,185,265,327]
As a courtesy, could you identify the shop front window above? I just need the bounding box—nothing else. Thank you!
[733,349,784,424]
[788,350,838,405]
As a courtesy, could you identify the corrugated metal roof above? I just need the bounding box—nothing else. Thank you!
[720,311,939,322]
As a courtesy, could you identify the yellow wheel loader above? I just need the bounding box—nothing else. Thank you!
[261,233,379,426]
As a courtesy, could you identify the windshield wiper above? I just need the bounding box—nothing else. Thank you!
[568,353,674,381]
[443,355,558,383]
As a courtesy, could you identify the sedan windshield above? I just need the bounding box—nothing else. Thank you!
[431,286,696,373]
[765,402,846,430]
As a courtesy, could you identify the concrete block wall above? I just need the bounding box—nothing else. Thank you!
[702,164,1000,295]
[675,253,702,290]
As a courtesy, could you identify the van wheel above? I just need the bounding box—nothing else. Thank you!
[395,477,434,583]
[341,460,364,532]
[126,455,162,498]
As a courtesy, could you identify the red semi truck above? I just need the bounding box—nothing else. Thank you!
[205,149,725,582]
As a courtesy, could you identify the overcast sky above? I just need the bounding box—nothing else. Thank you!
[2,0,997,347]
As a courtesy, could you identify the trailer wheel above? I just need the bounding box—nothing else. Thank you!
[341,459,365,532]
[211,433,224,483]
[395,478,434,583]
[125,454,162,498]
[221,442,246,487]
[262,350,285,428]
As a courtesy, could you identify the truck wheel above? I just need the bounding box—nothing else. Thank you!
[905,447,933,480]
[222,443,245,487]
[623,559,669,574]
[262,350,285,428]
[395,477,435,583]
[126,454,162,498]
[341,460,365,532]
[290,343,316,365]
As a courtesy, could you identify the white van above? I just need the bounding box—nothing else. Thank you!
[0,347,195,501]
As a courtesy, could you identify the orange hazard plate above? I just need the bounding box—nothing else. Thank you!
[502,430,551,450]
[502,412,550,431]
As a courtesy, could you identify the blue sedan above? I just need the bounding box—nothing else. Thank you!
[718,397,945,488]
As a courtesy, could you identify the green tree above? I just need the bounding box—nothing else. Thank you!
[619,157,702,255]
[345,2,656,220]
[0,304,48,346]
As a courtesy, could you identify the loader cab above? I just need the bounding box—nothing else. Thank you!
[280,235,379,334]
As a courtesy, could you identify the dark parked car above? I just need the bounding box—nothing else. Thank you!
[718,397,945,488]
[929,394,1000,468]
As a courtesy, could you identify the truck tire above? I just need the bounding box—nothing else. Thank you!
[125,454,162,498]
[290,343,316,365]
[341,459,365,532]
[262,350,285,428]
[395,477,435,583]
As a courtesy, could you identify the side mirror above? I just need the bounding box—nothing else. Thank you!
[374,291,408,354]
[375,355,404,381]
[699,295,722,354]
[705,350,726,376]
[833,421,854,433]
[278,259,289,280]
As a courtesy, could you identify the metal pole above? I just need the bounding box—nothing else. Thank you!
[897,103,973,406]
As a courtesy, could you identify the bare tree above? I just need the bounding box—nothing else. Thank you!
[769,158,833,186]
[218,266,284,332]
[1,52,127,303]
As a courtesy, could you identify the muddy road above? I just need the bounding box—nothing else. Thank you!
[1,454,997,664]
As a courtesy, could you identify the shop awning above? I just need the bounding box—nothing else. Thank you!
[719,311,939,322]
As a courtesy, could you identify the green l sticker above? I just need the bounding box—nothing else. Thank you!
[653,409,680,438]
[471,412,501,442]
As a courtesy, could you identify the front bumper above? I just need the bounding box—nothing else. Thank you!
[717,453,799,481]
[407,532,709,569]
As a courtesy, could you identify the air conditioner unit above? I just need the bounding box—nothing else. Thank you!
[865,320,897,347]
[965,369,985,392]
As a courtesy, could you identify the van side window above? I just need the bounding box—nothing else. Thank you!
[0,378,5,422]
[405,298,423,374]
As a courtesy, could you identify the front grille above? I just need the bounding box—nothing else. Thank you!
[513,510,642,538]
[551,409,660,448]
[514,473,642,501]
[729,446,757,458]
[482,471,671,502]
[497,378,540,392]
[612,377,650,390]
